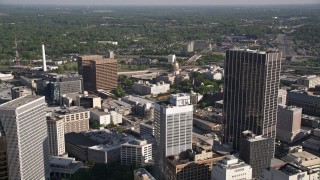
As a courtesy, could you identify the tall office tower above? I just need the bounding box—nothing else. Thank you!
[277,105,302,143]
[0,122,8,180]
[47,116,66,156]
[0,96,50,179]
[77,55,118,91]
[223,49,281,150]
[154,94,193,179]
[239,131,273,179]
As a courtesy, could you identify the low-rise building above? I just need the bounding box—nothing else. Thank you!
[211,155,252,180]
[47,106,90,133]
[121,140,153,166]
[50,156,82,179]
[282,150,320,178]
[11,86,33,99]
[287,91,320,117]
[0,72,13,81]
[121,95,155,119]
[133,81,170,96]
[134,168,156,180]
[65,130,135,163]
[89,108,111,126]
[263,163,318,180]
[166,145,224,180]
[297,75,320,88]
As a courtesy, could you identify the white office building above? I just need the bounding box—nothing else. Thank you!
[0,95,50,179]
[110,111,123,124]
[121,140,153,166]
[90,108,111,126]
[211,155,252,180]
[154,93,193,179]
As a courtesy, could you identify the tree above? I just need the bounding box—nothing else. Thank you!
[112,87,126,98]
[90,120,100,129]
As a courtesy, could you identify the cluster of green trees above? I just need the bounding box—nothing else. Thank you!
[112,87,127,98]
[177,72,223,94]
[1,5,317,61]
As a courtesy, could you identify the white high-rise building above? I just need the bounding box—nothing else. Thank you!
[211,155,252,180]
[47,116,66,156]
[0,95,50,179]
[121,140,152,166]
[154,93,193,179]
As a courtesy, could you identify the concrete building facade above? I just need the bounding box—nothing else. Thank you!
[297,75,320,88]
[47,117,66,156]
[154,93,193,179]
[240,131,273,179]
[0,122,8,180]
[121,140,153,166]
[223,49,281,150]
[277,105,302,143]
[0,96,50,179]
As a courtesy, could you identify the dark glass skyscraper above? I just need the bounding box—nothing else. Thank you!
[223,49,281,150]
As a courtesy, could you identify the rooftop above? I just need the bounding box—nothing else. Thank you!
[216,155,251,170]
[134,168,156,180]
[122,95,154,105]
[47,106,88,116]
[0,95,43,109]
[90,108,109,116]
[278,163,305,175]
[288,91,320,104]
[50,156,76,166]
[65,132,97,148]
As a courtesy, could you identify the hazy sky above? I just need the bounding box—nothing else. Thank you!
[1,0,319,6]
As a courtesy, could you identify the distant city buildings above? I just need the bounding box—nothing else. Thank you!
[77,55,118,91]
[224,49,281,150]
[240,131,273,179]
[186,41,194,53]
[277,105,303,143]
[211,155,252,180]
[0,96,50,179]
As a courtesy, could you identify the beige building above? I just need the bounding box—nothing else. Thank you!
[47,116,66,156]
[49,106,90,133]
[278,89,287,105]
[297,75,320,88]
[277,105,302,143]
[166,145,224,180]
[282,150,320,178]
[78,55,118,91]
